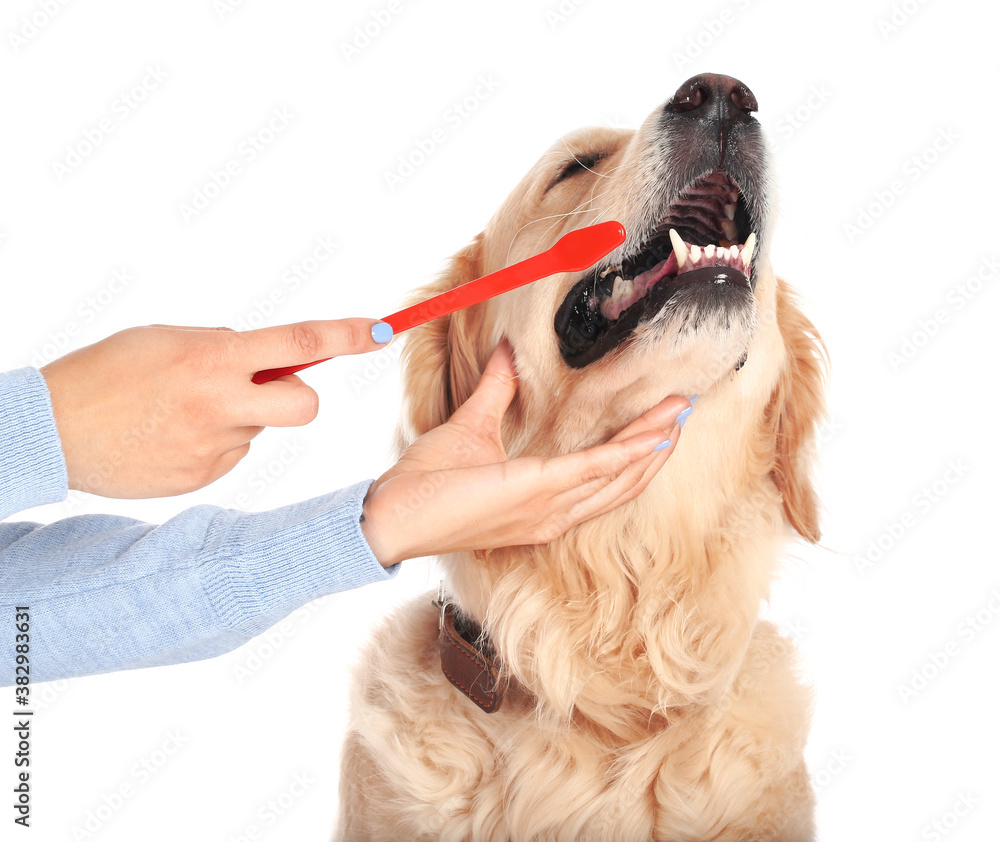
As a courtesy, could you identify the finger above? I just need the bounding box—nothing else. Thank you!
[237,318,392,370]
[145,324,235,331]
[563,424,681,524]
[536,427,669,497]
[199,427,266,460]
[240,425,266,443]
[535,397,689,511]
[233,379,321,427]
[521,397,688,498]
[255,373,306,388]
[450,338,519,432]
[545,426,673,509]
[606,395,691,443]
[500,431,671,546]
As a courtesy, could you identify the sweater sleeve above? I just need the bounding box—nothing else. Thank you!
[0,367,398,685]
[0,478,397,685]
[0,367,69,519]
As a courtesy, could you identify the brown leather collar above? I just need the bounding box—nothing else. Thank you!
[435,589,504,714]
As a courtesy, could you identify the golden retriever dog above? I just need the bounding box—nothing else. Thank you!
[336,73,825,841]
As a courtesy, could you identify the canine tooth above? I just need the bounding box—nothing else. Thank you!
[705,244,715,258]
[690,245,702,263]
[599,265,619,279]
[721,219,738,240]
[724,203,736,220]
[668,228,688,270]
[740,232,756,267]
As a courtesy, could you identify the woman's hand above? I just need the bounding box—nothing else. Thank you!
[41,319,391,498]
[360,340,691,566]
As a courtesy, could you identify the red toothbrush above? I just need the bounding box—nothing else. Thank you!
[252,220,626,384]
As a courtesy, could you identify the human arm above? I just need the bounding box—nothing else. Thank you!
[0,478,392,685]
[1,363,393,685]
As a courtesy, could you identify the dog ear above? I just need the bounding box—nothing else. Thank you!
[767,279,827,543]
[394,234,487,455]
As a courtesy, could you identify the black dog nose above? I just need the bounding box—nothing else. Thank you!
[670,73,758,124]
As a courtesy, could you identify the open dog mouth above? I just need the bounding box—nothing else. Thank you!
[555,170,758,368]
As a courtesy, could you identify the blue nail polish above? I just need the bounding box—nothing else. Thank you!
[371,322,393,343]
[653,439,672,452]
[676,406,694,429]
[688,395,699,404]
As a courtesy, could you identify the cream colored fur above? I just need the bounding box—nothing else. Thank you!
[335,97,826,841]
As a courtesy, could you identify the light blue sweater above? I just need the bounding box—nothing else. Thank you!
[0,366,397,685]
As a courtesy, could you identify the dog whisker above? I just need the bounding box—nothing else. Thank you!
[503,205,599,269]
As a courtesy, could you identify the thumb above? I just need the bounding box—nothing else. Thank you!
[450,338,519,430]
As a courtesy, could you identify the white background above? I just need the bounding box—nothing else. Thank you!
[2,0,998,840]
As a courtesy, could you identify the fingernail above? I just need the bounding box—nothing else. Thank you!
[676,406,694,429]
[371,322,393,343]
[653,438,672,452]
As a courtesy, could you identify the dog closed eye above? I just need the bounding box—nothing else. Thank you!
[546,150,610,191]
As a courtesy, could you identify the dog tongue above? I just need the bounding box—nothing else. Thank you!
[633,253,678,295]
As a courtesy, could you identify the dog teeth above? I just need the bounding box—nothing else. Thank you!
[740,232,756,268]
[724,203,736,220]
[599,265,619,279]
[625,229,754,289]
[599,274,640,321]
[668,228,687,270]
[611,275,635,302]
[721,219,739,240]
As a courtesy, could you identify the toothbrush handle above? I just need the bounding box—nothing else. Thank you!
[251,221,625,384]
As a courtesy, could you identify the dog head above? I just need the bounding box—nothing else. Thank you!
[396,73,824,544]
